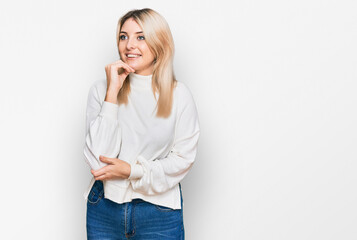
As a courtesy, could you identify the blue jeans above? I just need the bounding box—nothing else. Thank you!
[86,180,185,240]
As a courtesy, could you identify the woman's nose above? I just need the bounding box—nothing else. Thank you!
[126,38,136,49]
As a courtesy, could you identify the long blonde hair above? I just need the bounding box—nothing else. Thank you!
[116,8,177,118]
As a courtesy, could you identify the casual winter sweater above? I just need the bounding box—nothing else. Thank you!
[83,72,200,210]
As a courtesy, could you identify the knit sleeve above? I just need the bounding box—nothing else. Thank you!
[128,83,200,195]
[83,81,122,171]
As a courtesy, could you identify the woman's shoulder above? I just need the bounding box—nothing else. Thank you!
[88,79,107,97]
[174,80,197,105]
[175,80,191,95]
[85,79,108,105]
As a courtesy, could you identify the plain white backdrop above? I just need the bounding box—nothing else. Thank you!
[0,0,356,239]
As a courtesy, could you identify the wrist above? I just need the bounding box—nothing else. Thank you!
[105,89,119,104]
[126,162,131,179]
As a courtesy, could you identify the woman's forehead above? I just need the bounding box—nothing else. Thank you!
[121,18,142,33]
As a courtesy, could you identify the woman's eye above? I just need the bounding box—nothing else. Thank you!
[119,35,127,40]
[138,36,145,40]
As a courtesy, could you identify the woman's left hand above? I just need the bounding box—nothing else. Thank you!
[91,155,131,180]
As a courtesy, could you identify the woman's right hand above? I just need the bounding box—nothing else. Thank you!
[105,60,135,92]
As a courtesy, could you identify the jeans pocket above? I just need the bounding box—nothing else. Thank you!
[154,204,176,212]
[87,180,104,205]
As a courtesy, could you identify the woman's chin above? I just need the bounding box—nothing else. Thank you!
[128,64,138,70]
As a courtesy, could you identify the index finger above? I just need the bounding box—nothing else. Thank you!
[92,166,108,177]
[114,60,135,72]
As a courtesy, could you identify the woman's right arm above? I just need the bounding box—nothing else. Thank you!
[83,60,134,170]
[83,83,122,171]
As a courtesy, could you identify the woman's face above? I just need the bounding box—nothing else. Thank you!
[118,18,155,76]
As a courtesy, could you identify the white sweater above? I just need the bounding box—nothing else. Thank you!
[83,72,200,209]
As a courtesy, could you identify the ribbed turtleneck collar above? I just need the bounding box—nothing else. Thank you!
[129,72,152,90]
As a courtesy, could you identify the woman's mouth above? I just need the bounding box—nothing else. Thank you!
[126,54,142,59]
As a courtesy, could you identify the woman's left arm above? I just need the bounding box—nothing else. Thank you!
[128,84,200,195]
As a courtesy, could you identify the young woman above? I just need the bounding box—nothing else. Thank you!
[83,8,200,239]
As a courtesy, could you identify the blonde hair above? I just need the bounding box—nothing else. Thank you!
[116,8,177,118]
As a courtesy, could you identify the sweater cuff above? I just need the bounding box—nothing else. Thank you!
[128,163,144,179]
[100,101,119,121]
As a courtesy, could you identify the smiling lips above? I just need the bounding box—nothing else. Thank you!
[126,53,141,59]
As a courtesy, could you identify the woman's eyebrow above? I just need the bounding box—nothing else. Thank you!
[120,31,143,34]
